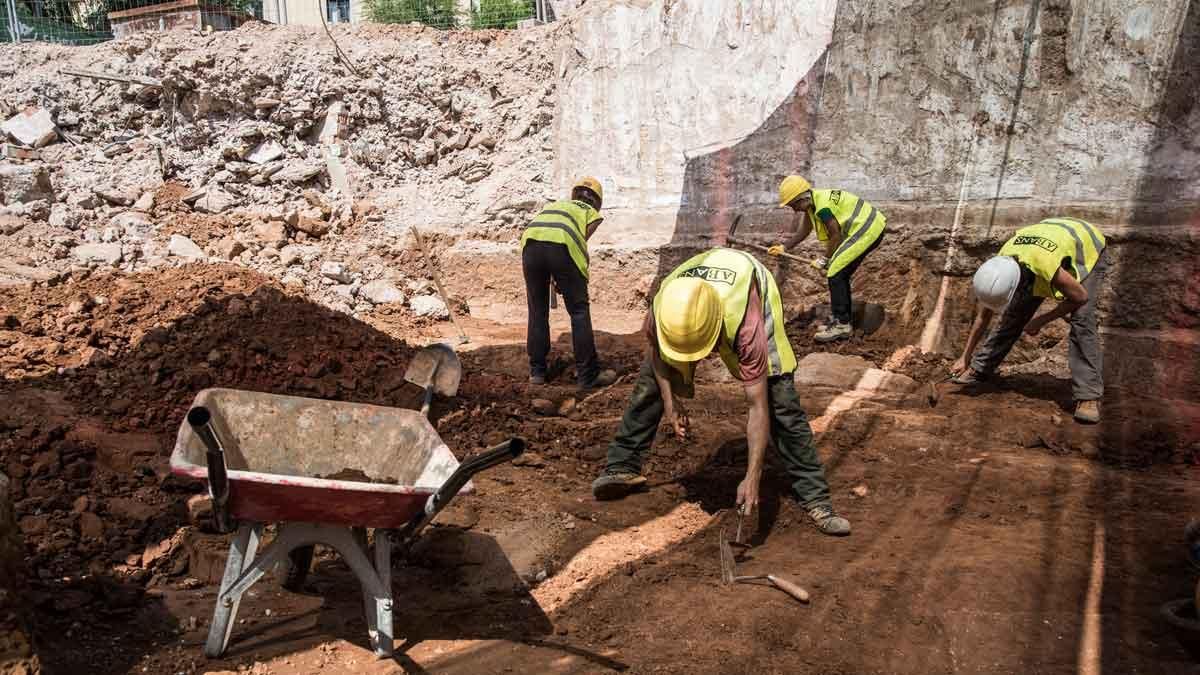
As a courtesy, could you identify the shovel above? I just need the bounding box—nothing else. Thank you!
[718,508,810,603]
[404,343,462,417]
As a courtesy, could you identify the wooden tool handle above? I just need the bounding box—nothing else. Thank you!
[727,236,810,264]
[767,575,811,603]
[411,225,470,344]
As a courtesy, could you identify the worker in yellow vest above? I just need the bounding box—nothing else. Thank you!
[591,248,850,536]
[520,177,617,390]
[768,176,886,343]
[951,217,1108,424]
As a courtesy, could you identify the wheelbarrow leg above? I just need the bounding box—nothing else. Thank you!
[372,530,393,658]
[205,522,263,658]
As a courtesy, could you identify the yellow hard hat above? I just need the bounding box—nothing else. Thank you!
[656,277,723,362]
[572,176,603,207]
[778,175,812,207]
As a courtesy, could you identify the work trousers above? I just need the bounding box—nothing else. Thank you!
[828,230,885,325]
[970,252,1108,401]
[522,239,599,385]
[604,359,833,508]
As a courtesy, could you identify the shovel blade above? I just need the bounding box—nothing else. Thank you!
[404,343,462,397]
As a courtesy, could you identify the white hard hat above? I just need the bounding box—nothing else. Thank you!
[972,256,1021,311]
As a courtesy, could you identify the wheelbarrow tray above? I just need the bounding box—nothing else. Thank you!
[170,388,472,529]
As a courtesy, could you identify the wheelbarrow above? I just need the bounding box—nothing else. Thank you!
[169,385,524,659]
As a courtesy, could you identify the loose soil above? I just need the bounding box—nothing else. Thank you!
[2,263,1197,674]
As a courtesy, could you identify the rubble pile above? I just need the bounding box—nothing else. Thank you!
[0,21,560,314]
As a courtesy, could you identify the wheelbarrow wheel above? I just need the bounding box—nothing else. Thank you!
[282,545,314,591]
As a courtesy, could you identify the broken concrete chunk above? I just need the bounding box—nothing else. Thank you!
[194,188,237,215]
[112,211,152,234]
[72,243,122,265]
[320,261,352,283]
[210,236,245,260]
[1,108,57,148]
[273,162,323,184]
[252,97,281,110]
[94,186,137,207]
[359,280,404,305]
[409,294,449,320]
[48,204,82,230]
[132,191,155,212]
[246,140,284,165]
[168,234,205,259]
[0,164,54,204]
[314,101,345,145]
[250,220,288,244]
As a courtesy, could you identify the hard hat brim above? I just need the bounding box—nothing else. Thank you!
[656,315,721,363]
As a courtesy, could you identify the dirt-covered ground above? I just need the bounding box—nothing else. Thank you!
[2,259,1197,675]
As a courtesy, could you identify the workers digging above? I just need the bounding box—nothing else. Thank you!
[591,247,851,536]
[520,177,617,390]
[769,176,887,343]
[950,216,1108,424]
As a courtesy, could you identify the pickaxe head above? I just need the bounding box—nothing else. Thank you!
[728,214,744,240]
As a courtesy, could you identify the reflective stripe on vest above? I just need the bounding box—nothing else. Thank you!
[808,189,884,245]
[521,199,595,278]
[653,248,797,379]
[998,218,1106,300]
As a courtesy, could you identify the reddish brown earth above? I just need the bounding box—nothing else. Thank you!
[1,264,1197,674]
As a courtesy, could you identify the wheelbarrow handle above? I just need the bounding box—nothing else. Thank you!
[395,437,526,552]
[186,406,237,534]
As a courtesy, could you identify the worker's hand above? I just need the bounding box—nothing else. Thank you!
[811,256,828,270]
[1024,317,1045,337]
[736,473,761,513]
[950,356,968,376]
[767,244,785,257]
[669,400,690,441]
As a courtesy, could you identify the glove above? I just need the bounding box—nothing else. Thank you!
[811,256,828,270]
[767,244,785,256]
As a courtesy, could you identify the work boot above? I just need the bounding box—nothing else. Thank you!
[591,470,647,501]
[580,368,618,391]
[1074,400,1100,424]
[814,322,852,343]
[530,373,546,385]
[951,368,986,385]
[807,503,851,536]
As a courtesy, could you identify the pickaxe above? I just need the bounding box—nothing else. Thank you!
[726,214,819,267]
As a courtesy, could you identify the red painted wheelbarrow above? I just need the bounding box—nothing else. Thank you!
[170,379,523,659]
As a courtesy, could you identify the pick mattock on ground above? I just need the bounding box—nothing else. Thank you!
[718,508,810,604]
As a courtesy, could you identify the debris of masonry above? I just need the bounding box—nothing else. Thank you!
[1,1,1198,673]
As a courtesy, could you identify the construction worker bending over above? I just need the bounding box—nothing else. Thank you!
[769,176,886,343]
[951,217,1107,424]
[521,177,617,390]
[591,248,850,536]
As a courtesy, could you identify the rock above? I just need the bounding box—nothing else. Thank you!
[851,484,869,498]
[112,210,152,234]
[193,187,238,214]
[293,214,329,238]
[558,397,577,416]
[0,164,54,203]
[94,186,137,206]
[18,514,48,536]
[186,494,213,525]
[48,204,82,230]
[100,226,120,242]
[321,261,352,283]
[468,132,496,149]
[253,97,281,109]
[246,140,284,165]
[512,451,546,467]
[0,213,23,235]
[409,294,449,319]
[141,536,175,568]
[78,511,104,539]
[793,353,874,390]
[531,399,557,416]
[314,101,344,145]
[168,234,205,259]
[1,107,57,147]
[132,191,155,212]
[211,236,245,260]
[250,220,288,244]
[72,242,122,265]
[273,162,323,183]
[359,280,404,305]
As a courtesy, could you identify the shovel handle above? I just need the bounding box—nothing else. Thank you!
[727,236,810,264]
[767,575,811,603]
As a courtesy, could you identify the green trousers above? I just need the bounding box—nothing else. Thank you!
[603,360,833,508]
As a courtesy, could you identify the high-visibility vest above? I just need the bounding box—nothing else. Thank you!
[520,199,600,279]
[653,248,797,379]
[998,217,1106,300]
[808,188,886,278]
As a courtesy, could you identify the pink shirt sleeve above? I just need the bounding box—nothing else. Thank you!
[733,280,769,386]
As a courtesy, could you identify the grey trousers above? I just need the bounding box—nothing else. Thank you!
[970,253,1107,401]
